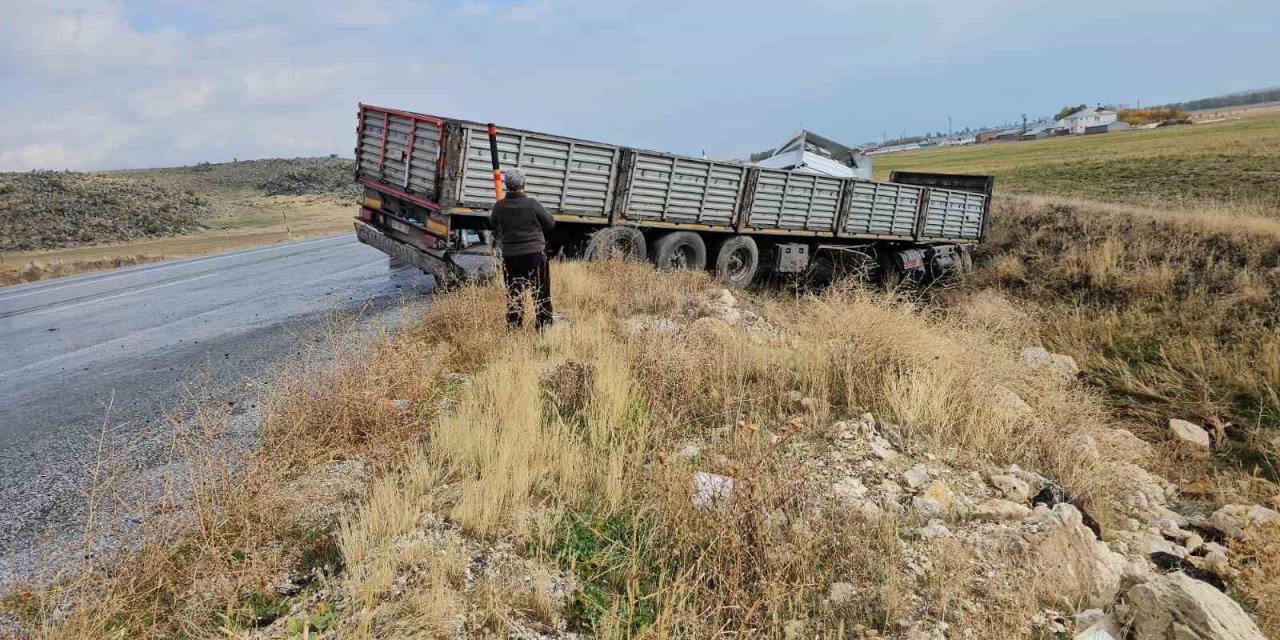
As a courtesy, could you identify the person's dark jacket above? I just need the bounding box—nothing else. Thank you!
[490,192,554,256]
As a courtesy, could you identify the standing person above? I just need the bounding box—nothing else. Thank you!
[490,168,555,329]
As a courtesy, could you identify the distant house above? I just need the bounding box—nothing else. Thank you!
[1021,120,1065,140]
[1084,120,1132,135]
[993,128,1024,142]
[1058,107,1118,134]
[975,129,1003,143]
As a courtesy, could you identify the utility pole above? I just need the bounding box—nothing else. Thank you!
[948,115,952,138]
[1021,113,1028,136]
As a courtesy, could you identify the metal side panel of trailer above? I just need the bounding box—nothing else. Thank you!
[743,169,842,233]
[919,188,985,241]
[356,105,443,203]
[455,124,619,220]
[841,180,922,238]
[619,151,744,229]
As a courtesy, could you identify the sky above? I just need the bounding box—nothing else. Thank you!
[1,0,1277,171]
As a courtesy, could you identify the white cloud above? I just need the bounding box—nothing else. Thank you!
[0,143,82,171]
[1,0,1277,171]
[241,64,348,105]
[130,77,218,119]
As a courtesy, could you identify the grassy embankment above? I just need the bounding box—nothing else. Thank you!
[0,159,356,285]
[874,116,1280,211]
[879,117,1280,490]
[6,260,1166,638]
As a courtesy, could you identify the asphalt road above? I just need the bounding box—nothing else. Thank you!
[0,233,436,581]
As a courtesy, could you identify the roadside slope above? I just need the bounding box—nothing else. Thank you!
[11,261,1273,638]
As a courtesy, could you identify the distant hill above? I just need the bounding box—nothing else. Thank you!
[1164,87,1280,111]
[0,157,356,252]
[109,157,357,198]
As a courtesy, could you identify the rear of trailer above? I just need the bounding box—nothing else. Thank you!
[351,104,994,286]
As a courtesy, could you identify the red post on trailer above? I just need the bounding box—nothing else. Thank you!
[487,123,504,201]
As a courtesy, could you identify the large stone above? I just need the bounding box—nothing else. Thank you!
[990,473,1032,503]
[692,471,735,507]
[911,496,945,520]
[974,498,1032,522]
[1126,572,1265,640]
[1026,504,1126,608]
[1169,419,1211,451]
[1209,504,1280,540]
[922,481,956,510]
[692,289,743,325]
[831,476,868,500]
[1022,347,1080,378]
[902,464,931,489]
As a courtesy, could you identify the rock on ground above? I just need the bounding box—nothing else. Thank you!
[1125,572,1265,640]
[974,498,1031,522]
[1209,503,1280,540]
[1021,347,1080,378]
[1024,504,1126,607]
[1169,419,1212,451]
[690,289,743,325]
[989,473,1032,503]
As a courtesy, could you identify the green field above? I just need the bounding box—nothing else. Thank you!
[873,117,1280,208]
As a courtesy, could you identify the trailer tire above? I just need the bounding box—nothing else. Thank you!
[958,246,974,273]
[652,231,707,271]
[710,235,758,287]
[585,227,647,261]
[879,250,904,290]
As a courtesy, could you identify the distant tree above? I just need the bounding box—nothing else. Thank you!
[1054,104,1088,121]
[882,135,927,147]
[1166,87,1280,111]
[1117,107,1189,125]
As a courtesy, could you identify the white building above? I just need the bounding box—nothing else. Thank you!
[1057,107,1118,134]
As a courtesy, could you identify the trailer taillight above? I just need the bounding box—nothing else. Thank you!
[359,207,375,222]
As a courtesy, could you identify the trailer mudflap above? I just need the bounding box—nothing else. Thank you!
[354,220,467,285]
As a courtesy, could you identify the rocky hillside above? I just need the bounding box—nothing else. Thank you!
[111,157,357,199]
[0,171,210,251]
[13,260,1275,639]
[0,157,356,252]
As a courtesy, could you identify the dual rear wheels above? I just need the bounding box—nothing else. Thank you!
[650,231,758,287]
[582,228,759,287]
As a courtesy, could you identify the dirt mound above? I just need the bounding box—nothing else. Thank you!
[0,171,211,251]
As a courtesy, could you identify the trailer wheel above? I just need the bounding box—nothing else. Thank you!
[710,235,758,287]
[585,227,647,261]
[652,231,707,271]
[878,250,904,289]
[958,246,974,273]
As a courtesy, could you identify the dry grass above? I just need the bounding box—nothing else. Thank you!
[7,258,1247,637]
[974,195,1280,492]
[1234,522,1280,635]
[970,194,1280,635]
